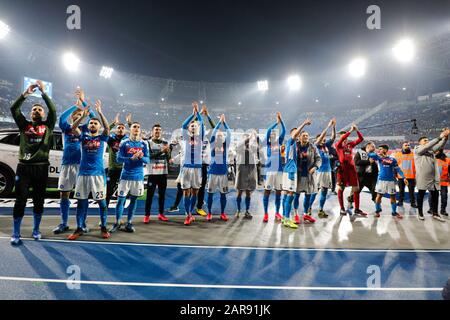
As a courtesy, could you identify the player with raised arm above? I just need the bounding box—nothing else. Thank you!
[53,88,96,234]
[335,123,367,217]
[143,123,171,223]
[262,112,286,223]
[10,80,56,245]
[206,114,231,221]
[110,122,149,233]
[369,144,407,219]
[68,100,111,240]
[307,118,336,218]
[281,118,311,228]
[180,102,205,225]
[106,113,128,208]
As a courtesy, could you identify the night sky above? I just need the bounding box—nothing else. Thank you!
[0,0,449,82]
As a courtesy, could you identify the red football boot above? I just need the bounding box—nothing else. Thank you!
[220,213,228,221]
[294,214,301,224]
[158,213,169,222]
[303,214,316,223]
[263,213,269,223]
[275,213,283,221]
[206,213,213,221]
[143,215,150,224]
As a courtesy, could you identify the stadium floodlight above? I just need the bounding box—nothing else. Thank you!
[392,38,415,63]
[161,98,165,102]
[357,94,361,98]
[315,99,319,103]
[199,100,204,104]
[275,101,280,105]
[0,20,10,40]
[402,87,407,91]
[238,101,242,106]
[287,75,302,91]
[62,52,80,72]
[348,57,367,78]
[257,80,269,92]
[120,93,124,97]
[99,66,114,79]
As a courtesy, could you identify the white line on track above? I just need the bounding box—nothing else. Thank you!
[0,276,443,291]
[0,236,449,253]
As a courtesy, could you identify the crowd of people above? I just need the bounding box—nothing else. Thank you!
[6,81,450,245]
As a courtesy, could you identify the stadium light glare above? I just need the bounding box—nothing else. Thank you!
[348,57,367,78]
[0,20,10,40]
[392,38,415,63]
[161,98,165,102]
[120,93,124,97]
[257,80,269,92]
[99,66,114,79]
[287,75,302,91]
[238,101,242,106]
[275,101,280,105]
[402,87,407,91]
[199,100,204,104]
[315,99,319,103]
[357,94,361,98]
[62,52,80,72]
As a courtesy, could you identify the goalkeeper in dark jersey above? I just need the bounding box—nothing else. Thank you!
[10,81,56,245]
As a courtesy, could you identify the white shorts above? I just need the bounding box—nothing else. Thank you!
[264,171,283,191]
[58,164,80,191]
[316,171,332,190]
[179,167,202,190]
[375,180,397,195]
[75,175,106,200]
[282,172,297,192]
[206,174,229,193]
[117,180,144,197]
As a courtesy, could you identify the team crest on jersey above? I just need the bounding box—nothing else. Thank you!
[24,124,46,143]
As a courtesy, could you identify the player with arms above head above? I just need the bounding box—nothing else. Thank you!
[68,100,111,240]
[110,122,149,233]
[308,118,336,218]
[205,114,231,221]
[53,88,96,235]
[335,123,367,217]
[369,144,407,219]
[179,102,205,225]
[281,118,312,228]
[106,113,129,208]
[262,112,286,223]
[10,80,56,245]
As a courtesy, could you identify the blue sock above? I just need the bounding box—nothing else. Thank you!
[293,193,300,210]
[303,194,311,213]
[282,194,288,217]
[236,195,242,212]
[127,196,138,223]
[275,193,282,214]
[285,195,294,219]
[220,193,227,213]
[184,196,191,215]
[60,198,70,226]
[207,193,214,213]
[375,202,382,212]
[245,196,251,211]
[13,217,23,236]
[319,189,328,210]
[309,193,317,210]
[190,195,197,213]
[33,212,42,232]
[391,202,397,214]
[116,196,126,222]
[263,194,269,214]
[98,199,108,227]
[76,199,88,229]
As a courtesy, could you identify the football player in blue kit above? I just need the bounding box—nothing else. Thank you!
[110,122,149,233]
[53,88,96,234]
[369,144,408,219]
[205,114,231,221]
[68,100,111,240]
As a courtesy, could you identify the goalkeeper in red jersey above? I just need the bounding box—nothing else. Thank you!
[335,123,367,217]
